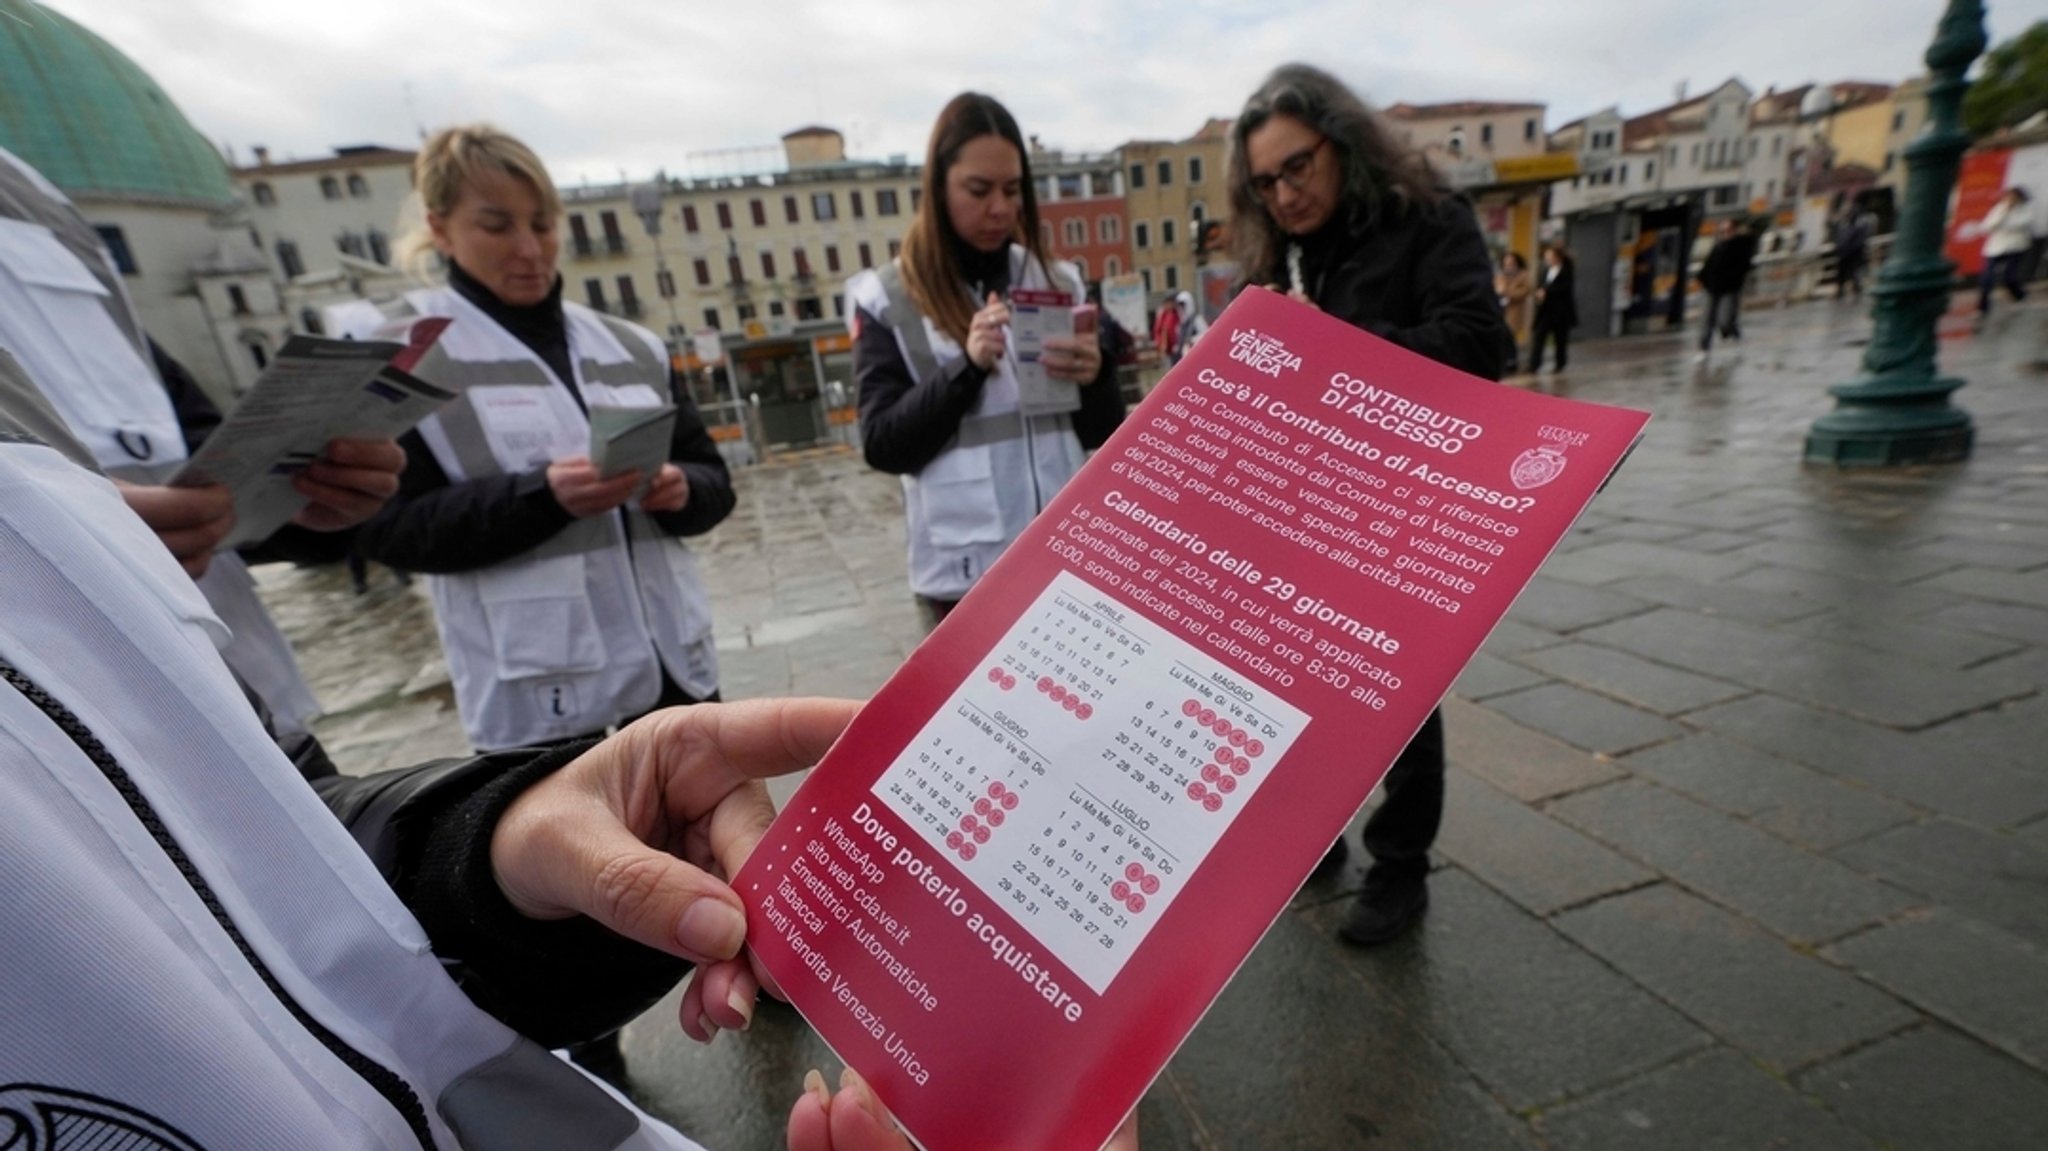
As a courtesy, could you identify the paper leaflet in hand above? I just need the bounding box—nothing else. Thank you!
[735,287,1650,1151]
[171,327,457,549]
[587,403,677,502]
[1007,288,1082,415]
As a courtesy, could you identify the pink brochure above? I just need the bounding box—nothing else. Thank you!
[734,287,1650,1150]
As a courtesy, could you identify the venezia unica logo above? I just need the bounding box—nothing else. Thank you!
[1226,328,1303,378]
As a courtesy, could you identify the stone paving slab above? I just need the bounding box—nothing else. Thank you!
[1548,780,1919,944]
[1577,607,2035,729]
[1545,540,1760,584]
[1916,565,2048,610]
[1723,562,1967,621]
[1512,642,1751,716]
[1481,682,1689,755]
[1441,696,1625,802]
[1618,734,1917,852]
[1828,910,2048,1074]
[1436,767,1653,916]
[1775,608,2023,669]
[1310,868,1709,1111]
[1686,695,2048,827]
[1601,572,1829,626]
[1168,908,1536,1151]
[1500,577,1654,634]
[1829,820,2048,949]
[1452,652,1552,700]
[1726,536,1963,584]
[1552,885,1916,1073]
[1796,1026,2048,1151]
[1536,1048,1881,1151]
[1926,599,2048,646]
[1479,617,1571,656]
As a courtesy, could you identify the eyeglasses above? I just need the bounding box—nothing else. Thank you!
[1247,137,1328,199]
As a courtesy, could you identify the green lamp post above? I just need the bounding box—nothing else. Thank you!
[1804,0,1986,465]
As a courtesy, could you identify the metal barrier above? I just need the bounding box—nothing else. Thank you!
[1746,234,1895,308]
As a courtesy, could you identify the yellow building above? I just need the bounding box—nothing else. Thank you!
[1119,118,1233,304]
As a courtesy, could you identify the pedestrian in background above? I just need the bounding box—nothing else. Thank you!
[1697,218,1757,356]
[848,92,1123,630]
[1831,206,1871,299]
[1495,249,1534,372]
[1973,186,2034,319]
[1528,243,1578,374]
[1228,62,1511,946]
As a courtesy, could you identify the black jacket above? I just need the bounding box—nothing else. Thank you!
[1533,260,1580,331]
[1298,194,1513,381]
[303,742,685,1048]
[354,268,736,573]
[856,250,1126,475]
[1699,233,1759,296]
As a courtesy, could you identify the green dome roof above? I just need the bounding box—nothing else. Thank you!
[0,1,234,207]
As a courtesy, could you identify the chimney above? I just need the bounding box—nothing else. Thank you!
[252,145,271,166]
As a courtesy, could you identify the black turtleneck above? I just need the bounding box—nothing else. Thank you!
[446,263,580,404]
[955,239,1012,302]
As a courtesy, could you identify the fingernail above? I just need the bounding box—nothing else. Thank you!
[727,987,756,1031]
[840,1066,888,1124]
[697,1013,719,1041]
[675,900,745,960]
[803,1068,831,1110]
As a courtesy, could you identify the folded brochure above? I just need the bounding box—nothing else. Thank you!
[172,320,454,549]
[588,402,677,499]
[735,288,1650,1150]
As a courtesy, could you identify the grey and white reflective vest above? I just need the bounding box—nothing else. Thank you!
[379,287,718,750]
[845,247,1087,602]
[0,144,321,734]
[0,435,707,1151]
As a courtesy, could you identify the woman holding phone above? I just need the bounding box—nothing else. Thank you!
[848,92,1124,628]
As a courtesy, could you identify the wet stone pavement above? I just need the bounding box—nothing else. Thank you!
[256,292,2048,1149]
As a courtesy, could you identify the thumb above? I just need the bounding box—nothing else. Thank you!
[575,825,749,964]
[497,793,749,966]
[986,291,1002,308]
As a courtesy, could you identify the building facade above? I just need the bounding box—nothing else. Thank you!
[1033,147,1132,285]
[1119,118,1233,303]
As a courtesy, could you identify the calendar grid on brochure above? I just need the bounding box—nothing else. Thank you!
[875,570,1309,992]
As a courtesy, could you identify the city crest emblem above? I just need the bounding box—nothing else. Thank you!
[1509,445,1568,490]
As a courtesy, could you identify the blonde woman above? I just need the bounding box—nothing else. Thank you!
[357,125,733,762]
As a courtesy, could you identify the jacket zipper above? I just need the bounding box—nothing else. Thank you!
[0,658,437,1150]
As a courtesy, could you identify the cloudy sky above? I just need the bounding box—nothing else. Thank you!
[35,0,2048,186]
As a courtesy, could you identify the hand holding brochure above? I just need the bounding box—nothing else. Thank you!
[736,288,1649,1151]
[588,403,677,500]
[171,320,454,549]
[1007,288,1082,415]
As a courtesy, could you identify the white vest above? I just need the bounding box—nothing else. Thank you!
[0,439,706,1151]
[391,287,718,750]
[0,205,321,734]
[845,249,1088,602]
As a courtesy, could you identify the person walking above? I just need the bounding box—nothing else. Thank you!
[1832,207,1871,299]
[1227,62,1512,946]
[1495,249,1534,373]
[848,92,1123,630]
[1975,186,2034,319]
[1697,218,1758,356]
[1527,244,1578,374]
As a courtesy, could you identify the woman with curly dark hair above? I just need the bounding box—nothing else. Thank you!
[1229,63,1511,946]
